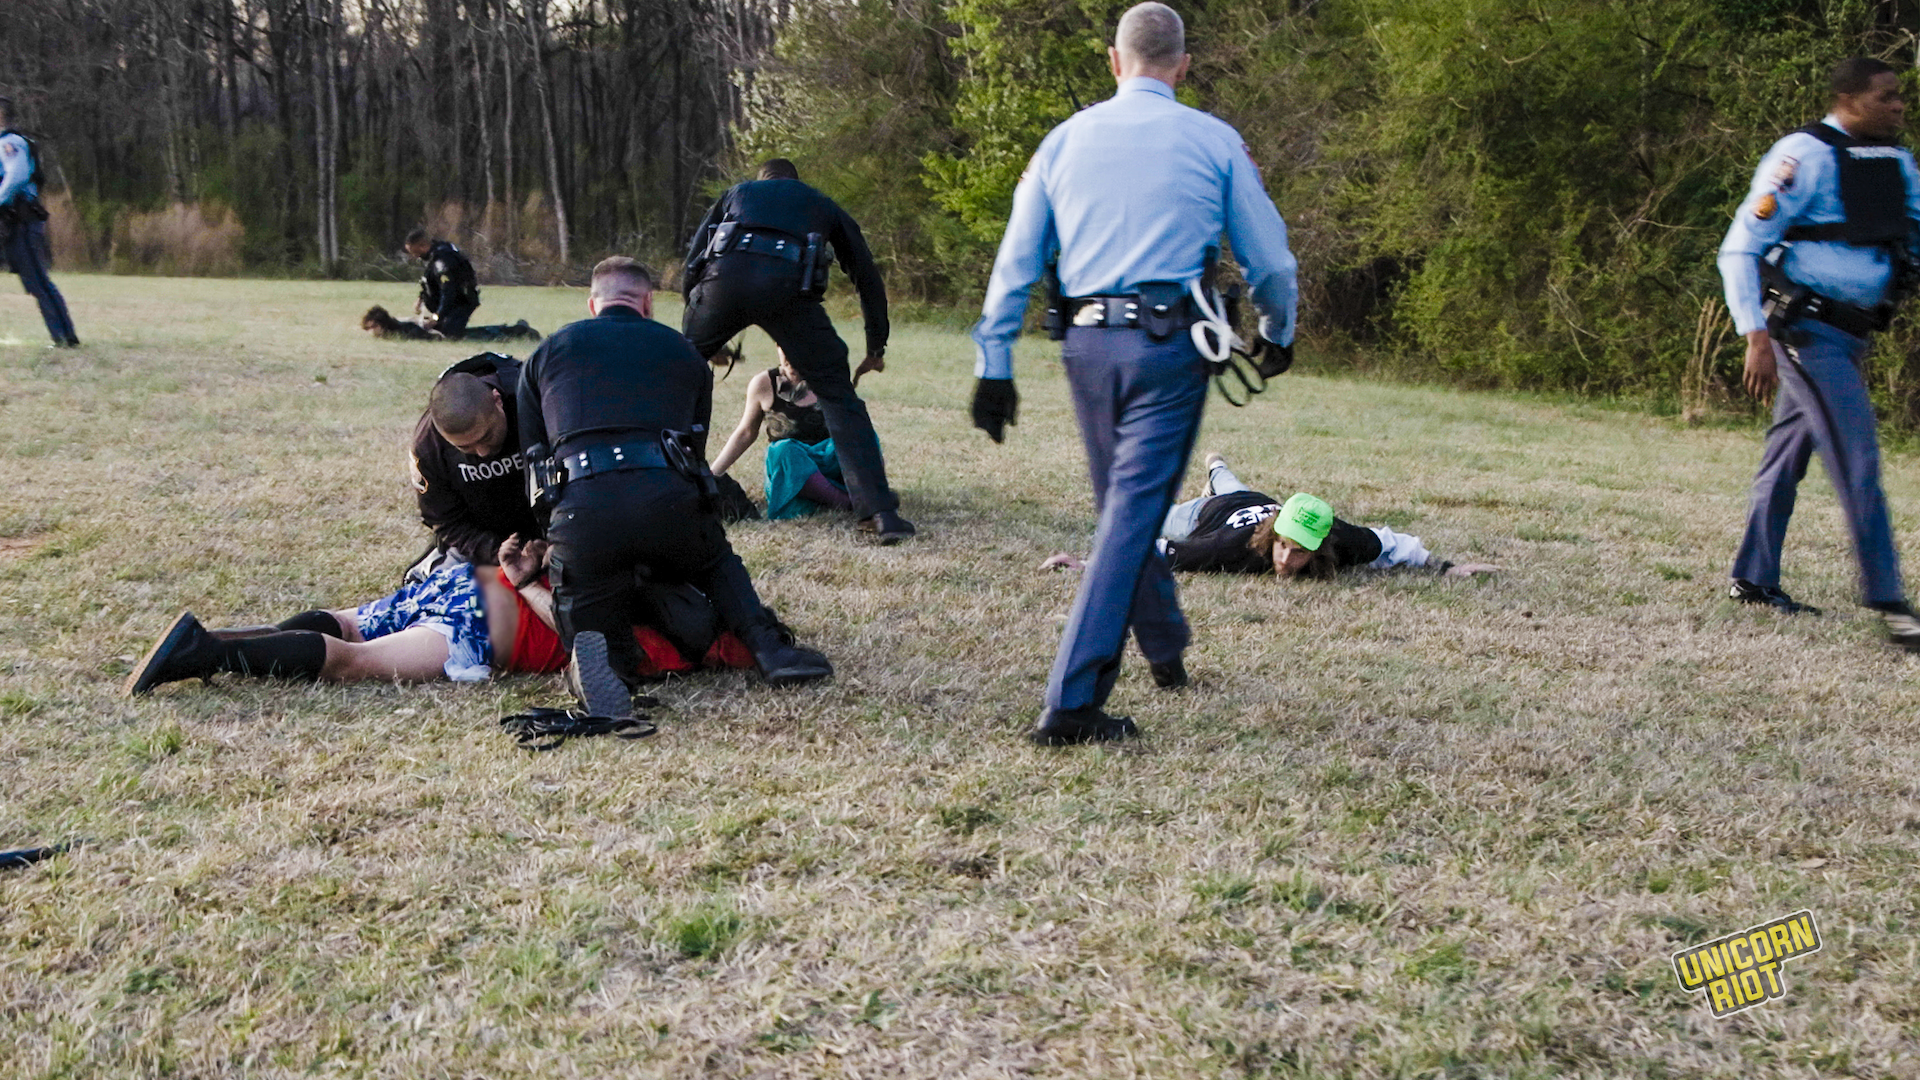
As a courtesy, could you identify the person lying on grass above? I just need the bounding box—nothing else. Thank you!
[125,536,752,695]
[707,347,860,520]
[1042,453,1500,579]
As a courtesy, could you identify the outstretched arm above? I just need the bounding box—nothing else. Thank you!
[709,370,773,477]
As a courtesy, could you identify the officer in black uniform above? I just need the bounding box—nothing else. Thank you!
[405,229,482,339]
[681,158,915,543]
[408,353,540,574]
[518,257,833,715]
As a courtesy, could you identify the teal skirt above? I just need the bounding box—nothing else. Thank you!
[764,437,843,519]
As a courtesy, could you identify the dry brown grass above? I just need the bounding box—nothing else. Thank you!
[3,276,1920,1078]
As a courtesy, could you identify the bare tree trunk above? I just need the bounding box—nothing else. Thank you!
[501,0,517,245]
[473,13,496,213]
[525,0,569,266]
[325,0,340,264]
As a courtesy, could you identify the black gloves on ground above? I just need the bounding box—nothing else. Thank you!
[972,378,1019,443]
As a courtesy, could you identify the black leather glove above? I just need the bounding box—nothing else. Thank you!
[1254,340,1294,379]
[971,378,1019,443]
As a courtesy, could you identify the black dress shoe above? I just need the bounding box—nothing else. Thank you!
[1028,706,1139,746]
[125,611,217,696]
[1149,656,1188,689]
[1729,579,1820,615]
[857,510,916,545]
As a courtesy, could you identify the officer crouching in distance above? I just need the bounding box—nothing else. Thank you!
[518,257,833,717]
[1720,56,1920,651]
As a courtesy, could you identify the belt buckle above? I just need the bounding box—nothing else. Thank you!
[1073,300,1106,327]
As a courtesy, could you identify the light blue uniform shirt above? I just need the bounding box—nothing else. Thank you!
[1719,115,1920,335]
[971,77,1298,379]
[0,133,37,207]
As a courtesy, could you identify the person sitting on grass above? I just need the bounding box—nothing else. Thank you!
[125,536,753,695]
[1043,453,1500,578]
[707,346,861,520]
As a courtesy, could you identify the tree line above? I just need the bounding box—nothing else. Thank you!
[6,0,1920,417]
[2,0,777,275]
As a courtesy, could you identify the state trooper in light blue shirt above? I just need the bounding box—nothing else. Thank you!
[1719,57,1920,649]
[968,2,1298,744]
[0,96,78,348]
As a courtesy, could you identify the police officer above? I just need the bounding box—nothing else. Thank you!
[0,97,78,348]
[408,353,540,575]
[970,2,1298,744]
[681,159,915,543]
[517,256,832,716]
[1720,56,1920,650]
[404,229,482,339]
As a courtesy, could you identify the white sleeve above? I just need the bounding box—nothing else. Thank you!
[1366,526,1431,570]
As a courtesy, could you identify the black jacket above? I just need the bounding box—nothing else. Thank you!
[516,306,714,458]
[418,240,480,318]
[1162,491,1383,574]
[410,354,539,563]
[683,177,890,356]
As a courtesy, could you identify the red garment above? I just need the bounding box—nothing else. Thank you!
[499,569,753,676]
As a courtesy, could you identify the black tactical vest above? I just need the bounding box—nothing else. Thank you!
[1784,123,1910,247]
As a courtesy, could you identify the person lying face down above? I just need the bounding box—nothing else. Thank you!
[1042,453,1500,578]
[124,536,753,695]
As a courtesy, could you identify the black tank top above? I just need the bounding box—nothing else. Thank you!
[764,368,830,445]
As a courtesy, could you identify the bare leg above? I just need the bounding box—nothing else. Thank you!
[320,626,453,682]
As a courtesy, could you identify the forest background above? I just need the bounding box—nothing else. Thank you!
[7,0,1920,419]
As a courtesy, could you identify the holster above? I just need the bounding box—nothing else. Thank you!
[525,444,565,512]
[660,429,720,510]
[800,232,827,297]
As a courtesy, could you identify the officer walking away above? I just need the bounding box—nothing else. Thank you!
[1720,56,1920,650]
[518,257,832,717]
[0,97,78,348]
[404,228,483,339]
[681,158,915,544]
[970,3,1298,744]
[407,352,541,578]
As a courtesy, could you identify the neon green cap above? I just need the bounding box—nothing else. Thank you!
[1277,493,1334,551]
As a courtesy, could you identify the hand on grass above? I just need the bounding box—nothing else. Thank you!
[1040,553,1085,572]
[1444,563,1501,578]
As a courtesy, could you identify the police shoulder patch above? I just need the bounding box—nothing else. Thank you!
[1753,193,1778,221]
[0,141,17,159]
[1771,155,1798,191]
[409,453,429,494]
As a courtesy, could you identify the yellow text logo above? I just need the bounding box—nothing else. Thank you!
[1672,910,1821,1018]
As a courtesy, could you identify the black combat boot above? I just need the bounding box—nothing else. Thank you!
[741,622,833,687]
[566,631,636,718]
[125,612,328,696]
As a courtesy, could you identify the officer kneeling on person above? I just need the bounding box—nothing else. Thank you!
[1720,56,1920,650]
[518,256,833,717]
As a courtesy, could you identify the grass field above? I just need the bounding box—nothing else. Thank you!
[3,275,1920,1079]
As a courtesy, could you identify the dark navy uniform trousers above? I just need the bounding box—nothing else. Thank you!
[1732,319,1905,604]
[1048,325,1210,712]
[5,220,75,345]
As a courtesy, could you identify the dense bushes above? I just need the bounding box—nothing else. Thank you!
[739,0,1920,421]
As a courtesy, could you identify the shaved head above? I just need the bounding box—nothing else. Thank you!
[429,372,500,437]
[1116,3,1184,69]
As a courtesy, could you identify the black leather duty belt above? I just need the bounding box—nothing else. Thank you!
[727,229,804,264]
[1796,293,1890,338]
[1069,294,1197,330]
[559,441,672,482]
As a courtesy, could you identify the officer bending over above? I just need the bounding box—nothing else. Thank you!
[518,256,833,716]
[681,158,915,544]
[970,2,1298,744]
[1720,56,1920,650]
[405,229,482,339]
[408,352,541,576]
[0,96,78,348]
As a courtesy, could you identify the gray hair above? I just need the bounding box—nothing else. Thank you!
[1116,3,1184,68]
